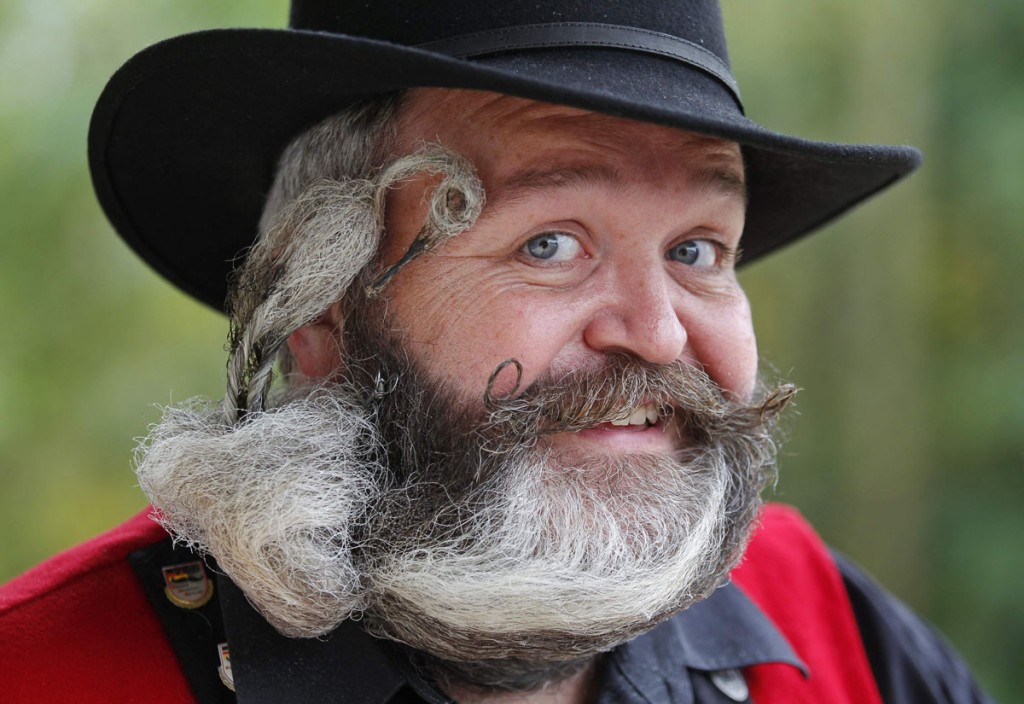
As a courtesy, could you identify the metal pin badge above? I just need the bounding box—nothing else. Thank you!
[217,642,235,692]
[161,561,214,609]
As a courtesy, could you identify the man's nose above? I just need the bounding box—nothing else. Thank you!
[581,265,688,365]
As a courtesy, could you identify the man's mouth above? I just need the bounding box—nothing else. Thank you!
[545,403,674,452]
[608,403,660,428]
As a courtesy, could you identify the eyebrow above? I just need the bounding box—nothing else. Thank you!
[494,160,748,210]
[694,164,748,204]
[502,163,623,198]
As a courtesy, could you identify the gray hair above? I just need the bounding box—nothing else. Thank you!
[223,93,485,421]
[254,94,404,382]
[224,97,403,417]
[257,95,404,236]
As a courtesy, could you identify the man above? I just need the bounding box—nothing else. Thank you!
[0,2,992,703]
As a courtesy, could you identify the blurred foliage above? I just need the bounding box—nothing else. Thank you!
[1,0,1020,699]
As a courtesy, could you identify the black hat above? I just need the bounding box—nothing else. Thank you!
[89,0,921,312]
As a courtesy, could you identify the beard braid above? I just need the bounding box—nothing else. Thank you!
[134,303,794,694]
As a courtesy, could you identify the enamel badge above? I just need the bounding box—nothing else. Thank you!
[217,642,235,692]
[161,560,214,609]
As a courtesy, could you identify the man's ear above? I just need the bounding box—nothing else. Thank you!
[287,301,346,382]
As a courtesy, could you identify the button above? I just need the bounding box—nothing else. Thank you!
[709,668,749,702]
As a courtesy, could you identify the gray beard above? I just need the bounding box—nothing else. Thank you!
[134,312,793,692]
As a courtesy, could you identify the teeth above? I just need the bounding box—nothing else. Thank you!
[628,408,648,425]
[610,404,660,427]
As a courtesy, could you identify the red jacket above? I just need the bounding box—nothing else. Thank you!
[0,504,881,703]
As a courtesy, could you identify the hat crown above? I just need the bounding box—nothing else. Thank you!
[289,0,732,69]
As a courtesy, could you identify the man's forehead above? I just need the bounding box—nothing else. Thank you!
[396,88,742,166]
[395,88,744,205]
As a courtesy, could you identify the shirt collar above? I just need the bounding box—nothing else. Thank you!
[218,575,805,704]
[600,582,807,704]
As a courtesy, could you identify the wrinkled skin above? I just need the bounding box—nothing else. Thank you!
[291,88,757,461]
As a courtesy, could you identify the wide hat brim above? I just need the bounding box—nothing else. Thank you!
[89,28,921,312]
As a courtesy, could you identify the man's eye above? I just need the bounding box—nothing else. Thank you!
[522,232,583,262]
[667,239,718,267]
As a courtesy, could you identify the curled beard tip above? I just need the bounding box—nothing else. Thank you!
[365,145,483,297]
[133,390,380,639]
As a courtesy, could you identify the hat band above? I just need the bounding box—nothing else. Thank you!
[417,22,742,108]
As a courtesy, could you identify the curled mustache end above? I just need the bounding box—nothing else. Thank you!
[757,383,799,426]
[484,358,524,410]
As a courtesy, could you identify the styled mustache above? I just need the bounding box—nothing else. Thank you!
[481,356,796,447]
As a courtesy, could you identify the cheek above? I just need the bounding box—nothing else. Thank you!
[696,299,758,399]
[386,268,577,398]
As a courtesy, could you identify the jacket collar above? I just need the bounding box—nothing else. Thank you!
[217,575,806,704]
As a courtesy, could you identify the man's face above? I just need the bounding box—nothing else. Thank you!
[351,89,757,459]
[138,89,791,687]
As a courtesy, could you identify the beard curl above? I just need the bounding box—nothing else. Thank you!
[134,336,795,691]
[134,389,385,637]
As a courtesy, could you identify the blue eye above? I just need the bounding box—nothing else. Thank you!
[667,239,717,267]
[523,232,583,262]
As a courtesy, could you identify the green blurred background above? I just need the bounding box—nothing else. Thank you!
[1,0,1021,699]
